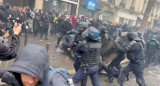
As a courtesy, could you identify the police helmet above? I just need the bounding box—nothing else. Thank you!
[127,32,139,41]
[79,22,88,27]
[152,35,157,38]
[87,27,100,41]
[79,22,88,32]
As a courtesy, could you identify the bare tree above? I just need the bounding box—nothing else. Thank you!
[139,0,156,34]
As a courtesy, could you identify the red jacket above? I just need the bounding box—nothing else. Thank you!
[71,15,77,27]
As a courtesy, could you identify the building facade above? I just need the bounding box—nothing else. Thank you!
[101,0,160,28]
[78,0,103,19]
[43,0,78,15]
[101,0,145,26]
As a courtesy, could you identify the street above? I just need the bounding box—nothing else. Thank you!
[1,34,160,86]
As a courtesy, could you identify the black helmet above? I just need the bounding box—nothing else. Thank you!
[87,27,100,41]
[127,32,140,41]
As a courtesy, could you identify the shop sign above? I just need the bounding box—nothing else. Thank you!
[86,0,97,11]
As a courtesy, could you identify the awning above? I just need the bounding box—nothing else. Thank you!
[61,0,78,5]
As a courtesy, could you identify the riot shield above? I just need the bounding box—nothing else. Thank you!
[101,32,129,64]
[101,34,119,64]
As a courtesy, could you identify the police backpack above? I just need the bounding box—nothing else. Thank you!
[47,66,74,86]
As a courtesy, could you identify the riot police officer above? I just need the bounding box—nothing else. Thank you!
[73,22,88,86]
[146,35,159,67]
[73,27,102,86]
[117,32,147,86]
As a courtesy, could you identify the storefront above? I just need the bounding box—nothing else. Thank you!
[102,11,113,22]
[78,0,103,19]
[43,0,78,15]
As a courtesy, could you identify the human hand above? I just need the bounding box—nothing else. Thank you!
[13,22,22,35]
[3,30,9,38]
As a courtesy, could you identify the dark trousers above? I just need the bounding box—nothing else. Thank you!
[146,53,155,67]
[73,66,102,86]
[33,22,39,37]
[74,57,87,86]
[57,33,69,46]
[108,55,125,82]
[50,23,57,36]
[40,27,48,40]
[119,62,146,86]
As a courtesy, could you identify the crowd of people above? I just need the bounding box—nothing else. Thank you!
[0,2,160,86]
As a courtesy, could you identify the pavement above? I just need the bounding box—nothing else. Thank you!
[0,34,160,86]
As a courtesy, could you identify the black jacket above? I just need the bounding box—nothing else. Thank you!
[146,38,159,54]
[126,41,145,64]
[76,40,101,67]
[0,35,20,61]
[61,19,72,34]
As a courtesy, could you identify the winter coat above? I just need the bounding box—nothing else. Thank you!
[0,35,20,61]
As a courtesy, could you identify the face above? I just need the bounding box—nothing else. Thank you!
[21,74,40,86]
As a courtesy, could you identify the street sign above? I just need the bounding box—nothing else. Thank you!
[86,0,97,11]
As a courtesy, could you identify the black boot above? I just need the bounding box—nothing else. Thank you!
[81,78,87,86]
[136,79,147,86]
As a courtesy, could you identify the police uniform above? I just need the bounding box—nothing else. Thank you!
[73,27,102,86]
[118,32,147,86]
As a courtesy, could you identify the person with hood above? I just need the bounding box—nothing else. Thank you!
[0,44,49,86]
[71,14,77,30]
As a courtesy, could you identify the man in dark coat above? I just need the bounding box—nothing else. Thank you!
[56,15,72,47]
[40,12,49,40]
[33,10,40,37]
[0,23,22,61]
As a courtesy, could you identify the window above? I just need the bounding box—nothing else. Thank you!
[122,0,125,3]
[132,0,136,6]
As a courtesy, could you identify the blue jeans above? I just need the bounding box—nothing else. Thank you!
[73,66,102,86]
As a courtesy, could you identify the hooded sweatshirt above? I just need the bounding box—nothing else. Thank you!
[71,15,77,27]
[2,44,49,86]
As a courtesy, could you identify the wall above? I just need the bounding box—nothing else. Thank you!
[116,10,137,25]
[35,0,44,10]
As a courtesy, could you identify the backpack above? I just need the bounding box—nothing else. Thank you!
[47,66,74,86]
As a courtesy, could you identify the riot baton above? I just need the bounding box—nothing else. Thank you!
[106,32,116,43]
[24,25,29,46]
